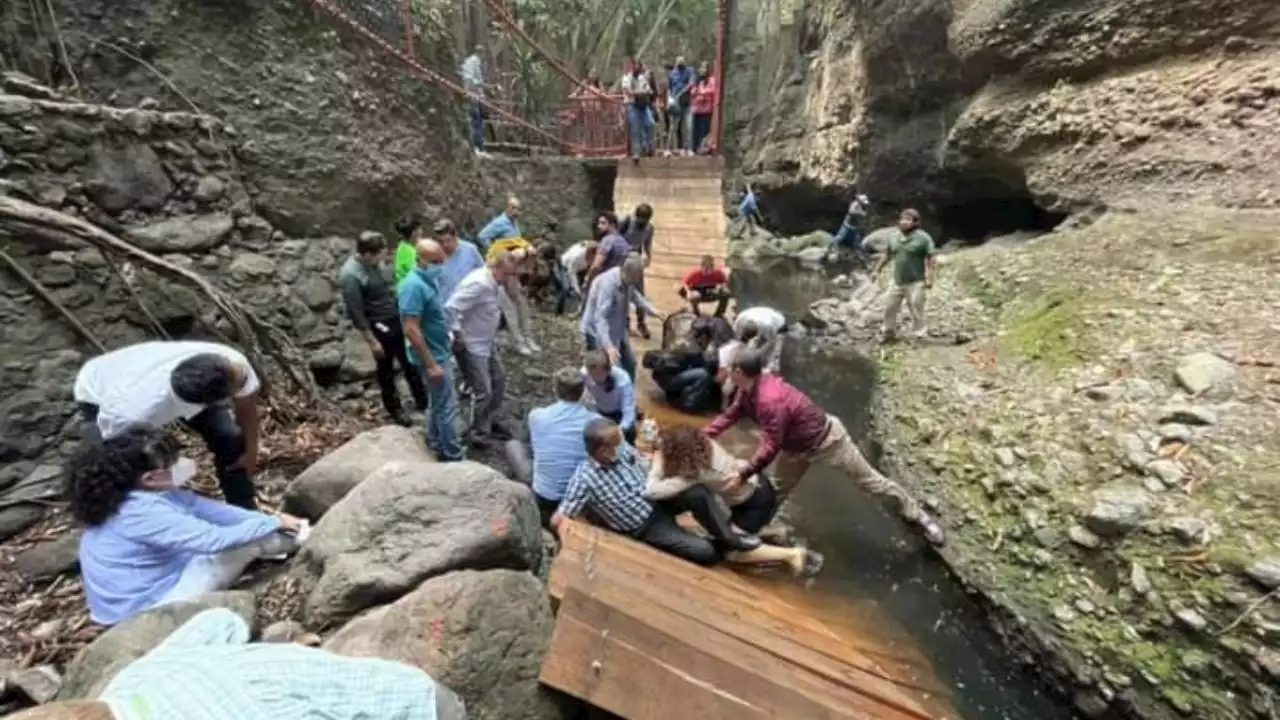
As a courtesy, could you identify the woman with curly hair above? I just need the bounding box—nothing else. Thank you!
[644,423,822,578]
[69,424,305,626]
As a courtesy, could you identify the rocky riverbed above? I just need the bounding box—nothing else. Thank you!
[801,206,1280,719]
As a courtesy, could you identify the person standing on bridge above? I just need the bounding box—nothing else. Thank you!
[618,204,656,339]
[460,45,488,157]
[708,347,947,546]
[667,56,696,154]
[580,255,663,381]
[621,59,654,158]
[690,61,718,154]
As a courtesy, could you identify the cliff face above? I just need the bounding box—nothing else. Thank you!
[726,0,1280,227]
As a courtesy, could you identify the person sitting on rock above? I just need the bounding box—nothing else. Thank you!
[708,347,946,546]
[4,608,454,720]
[642,321,721,414]
[70,425,305,626]
[527,368,603,527]
[551,418,761,565]
[582,349,639,444]
[678,254,732,316]
[74,340,265,510]
[646,423,822,578]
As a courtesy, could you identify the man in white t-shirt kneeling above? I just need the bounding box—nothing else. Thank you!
[74,341,263,509]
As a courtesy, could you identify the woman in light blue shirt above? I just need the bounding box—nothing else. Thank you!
[69,425,305,626]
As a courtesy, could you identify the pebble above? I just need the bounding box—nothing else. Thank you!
[1156,423,1193,443]
[1145,458,1186,487]
[1175,352,1236,394]
[1075,599,1097,614]
[1174,607,1209,632]
[994,447,1016,467]
[1245,556,1280,590]
[1069,525,1103,549]
[1054,604,1079,624]
[1168,516,1212,544]
[1131,563,1152,596]
[10,665,62,704]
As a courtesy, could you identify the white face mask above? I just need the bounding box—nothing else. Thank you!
[169,457,197,489]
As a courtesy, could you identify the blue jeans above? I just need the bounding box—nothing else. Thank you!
[627,104,653,156]
[583,333,636,381]
[468,101,485,151]
[424,359,463,460]
[832,221,863,250]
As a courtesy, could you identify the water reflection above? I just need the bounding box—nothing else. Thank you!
[729,263,1073,720]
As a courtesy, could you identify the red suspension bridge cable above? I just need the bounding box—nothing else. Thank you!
[300,0,622,153]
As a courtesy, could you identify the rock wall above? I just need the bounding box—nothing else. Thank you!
[0,78,594,537]
[726,0,1280,222]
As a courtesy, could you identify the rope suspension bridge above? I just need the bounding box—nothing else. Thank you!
[296,0,728,158]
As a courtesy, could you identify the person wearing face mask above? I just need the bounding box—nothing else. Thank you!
[399,239,464,462]
[581,349,639,444]
[70,425,305,626]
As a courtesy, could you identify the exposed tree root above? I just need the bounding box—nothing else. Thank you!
[0,195,336,421]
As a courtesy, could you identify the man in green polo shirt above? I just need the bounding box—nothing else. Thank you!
[873,208,936,340]
[393,212,424,285]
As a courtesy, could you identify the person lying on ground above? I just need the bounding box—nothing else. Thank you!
[551,418,761,566]
[582,349,639,444]
[527,368,603,527]
[70,425,304,626]
[645,423,822,578]
[642,322,721,414]
[707,347,946,546]
[580,255,664,380]
[74,340,264,510]
[4,608,453,720]
[679,254,732,316]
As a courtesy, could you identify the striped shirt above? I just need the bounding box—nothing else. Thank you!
[102,608,441,720]
[559,443,653,533]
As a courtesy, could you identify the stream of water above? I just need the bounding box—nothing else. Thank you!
[730,262,1074,720]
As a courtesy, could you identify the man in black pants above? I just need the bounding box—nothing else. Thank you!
[550,418,760,565]
[339,232,427,426]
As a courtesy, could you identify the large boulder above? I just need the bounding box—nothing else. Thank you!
[295,461,542,627]
[58,591,256,700]
[325,569,568,720]
[280,425,432,519]
[125,213,234,253]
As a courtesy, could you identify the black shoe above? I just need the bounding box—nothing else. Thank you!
[723,533,762,552]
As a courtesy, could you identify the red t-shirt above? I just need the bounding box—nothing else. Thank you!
[683,266,728,288]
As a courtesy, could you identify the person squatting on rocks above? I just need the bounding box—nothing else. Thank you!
[679,254,732,316]
[399,239,465,462]
[69,425,305,626]
[707,347,947,546]
[486,239,540,356]
[581,349,639,444]
[646,423,823,577]
[528,368,602,527]
[339,231,427,427]
[5,608,451,720]
[558,239,596,313]
[73,340,264,510]
[873,207,937,340]
[449,251,521,444]
[551,418,761,566]
[476,195,522,255]
[831,190,871,254]
[643,318,721,414]
[580,255,664,380]
[618,204,656,339]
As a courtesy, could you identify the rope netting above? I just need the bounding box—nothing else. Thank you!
[300,0,628,155]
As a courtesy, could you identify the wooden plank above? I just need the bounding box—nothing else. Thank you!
[542,588,933,720]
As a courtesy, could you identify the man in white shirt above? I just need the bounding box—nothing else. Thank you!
[556,240,596,315]
[448,252,519,442]
[73,341,263,509]
[620,61,654,157]
[733,306,788,374]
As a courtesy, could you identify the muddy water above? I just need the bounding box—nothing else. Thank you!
[723,262,1074,720]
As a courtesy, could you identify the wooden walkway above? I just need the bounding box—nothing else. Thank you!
[538,157,950,720]
[613,155,729,315]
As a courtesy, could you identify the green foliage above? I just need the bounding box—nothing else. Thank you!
[1000,288,1088,370]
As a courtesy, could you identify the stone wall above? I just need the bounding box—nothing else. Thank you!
[0,79,595,539]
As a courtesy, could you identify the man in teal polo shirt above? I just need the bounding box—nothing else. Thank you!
[399,239,464,461]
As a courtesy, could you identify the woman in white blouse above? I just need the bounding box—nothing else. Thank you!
[644,422,822,578]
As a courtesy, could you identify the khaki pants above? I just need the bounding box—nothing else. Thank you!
[882,281,926,335]
[771,416,925,523]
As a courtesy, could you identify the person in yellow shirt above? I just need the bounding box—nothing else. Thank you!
[485,237,540,355]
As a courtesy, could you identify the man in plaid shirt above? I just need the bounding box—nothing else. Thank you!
[550,418,760,565]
